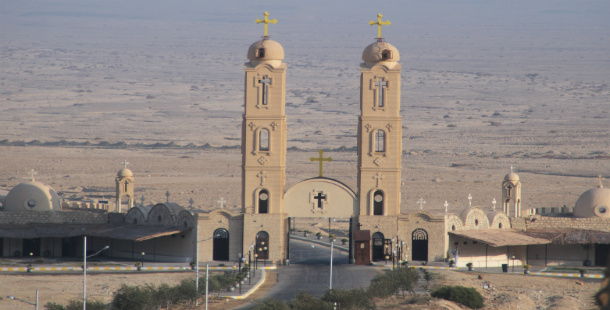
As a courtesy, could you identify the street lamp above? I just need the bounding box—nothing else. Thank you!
[141,252,145,267]
[83,236,109,310]
[7,291,38,310]
[195,234,219,309]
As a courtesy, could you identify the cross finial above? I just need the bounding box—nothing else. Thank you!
[29,169,37,181]
[140,195,146,206]
[492,198,497,210]
[468,193,473,207]
[510,165,515,173]
[417,198,426,210]
[189,198,194,209]
[218,197,226,209]
[597,175,605,188]
[369,13,391,40]
[310,150,332,177]
[121,160,129,169]
[165,190,170,203]
[255,12,278,38]
[444,200,449,214]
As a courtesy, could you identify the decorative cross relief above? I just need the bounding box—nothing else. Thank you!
[364,123,373,132]
[29,169,37,181]
[492,198,497,210]
[373,157,384,166]
[256,75,272,109]
[386,123,393,132]
[270,121,279,131]
[248,122,256,131]
[256,171,267,186]
[371,77,388,110]
[444,200,449,214]
[417,198,426,210]
[373,172,384,188]
[468,194,472,207]
[217,197,226,209]
[309,190,329,214]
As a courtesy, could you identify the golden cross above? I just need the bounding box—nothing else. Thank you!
[310,149,332,177]
[369,13,391,39]
[255,12,277,37]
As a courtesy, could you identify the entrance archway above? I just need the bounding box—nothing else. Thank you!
[213,228,229,261]
[256,231,269,260]
[372,232,385,261]
[411,229,428,261]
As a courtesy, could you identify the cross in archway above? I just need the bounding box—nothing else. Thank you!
[369,13,391,40]
[310,149,332,177]
[373,172,384,188]
[258,76,271,106]
[417,198,426,210]
[374,78,388,107]
[255,12,278,37]
[218,197,226,209]
[121,160,130,169]
[256,171,267,186]
[313,192,326,209]
[29,169,37,181]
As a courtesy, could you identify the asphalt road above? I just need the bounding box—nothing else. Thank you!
[258,239,381,301]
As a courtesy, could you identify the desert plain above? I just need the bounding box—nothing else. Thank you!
[0,0,609,309]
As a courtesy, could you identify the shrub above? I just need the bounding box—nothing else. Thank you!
[321,288,372,310]
[431,285,484,309]
[368,267,419,298]
[46,299,107,310]
[112,284,155,310]
[252,298,290,310]
[290,291,333,310]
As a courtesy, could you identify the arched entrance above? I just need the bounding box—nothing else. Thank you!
[411,229,428,261]
[372,232,385,261]
[213,228,229,261]
[256,231,269,260]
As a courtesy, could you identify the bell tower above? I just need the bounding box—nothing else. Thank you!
[502,167,522,217]
[241,12,288,263]
[115,160,134,212]
[357,14,402,216]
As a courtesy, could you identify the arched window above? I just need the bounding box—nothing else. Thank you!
[373,190,384,215]
[213,228,230,261]
[259,129,270,151]
[375,130,385,152]
[258,189,269,214]
[381,49,392,60]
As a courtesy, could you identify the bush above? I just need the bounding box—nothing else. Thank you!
[45,299,107,310]
[368,267,419,298]
[252,298,290,310]
[290,291,333,310]
[431,285,484,309]
[112,284,155,310]
[321,288,373,310]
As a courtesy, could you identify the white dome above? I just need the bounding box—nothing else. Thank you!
[362,40,400,64]
[247,39,284,67]
[117,168,133,178]
[504,173,520,182]
[3,181,61,212]
[574,186,610,218]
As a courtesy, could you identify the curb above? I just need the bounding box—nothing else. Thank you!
[221,270,267,300]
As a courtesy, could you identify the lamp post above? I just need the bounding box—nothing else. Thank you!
[195,234,219,309]
[7,290,38,310]
[141,252,145,267]
[83,236,109,310]
[329,239,334,290]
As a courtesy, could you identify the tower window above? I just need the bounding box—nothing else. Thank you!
[381,49,392,60]
[257,48,265,58]
[258,189,269,214]
[375,130,386,152]
[259,129,270,151]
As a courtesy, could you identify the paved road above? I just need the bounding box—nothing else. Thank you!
[240,239,381,307]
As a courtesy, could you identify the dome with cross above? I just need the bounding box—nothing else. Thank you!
[3,181,61,212]
[504,172,519,182]
[574,184,610,218]
[247,39,284,67]
[362,40,400,65]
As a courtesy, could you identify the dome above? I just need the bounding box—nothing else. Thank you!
[3,181,61,212]
[574,186,610,218]
[117,168,133,178]
[362,40,400,64]
[247,39,284,65]
[504,173,520,182]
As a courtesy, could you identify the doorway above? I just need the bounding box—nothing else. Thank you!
[411,229,428,261]
[213,228,230,261]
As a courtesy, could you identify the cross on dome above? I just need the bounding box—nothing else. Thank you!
[255,12,278,38]
[510,164,515,173]
[369,13,391,40]
[444,200,449,213]
[121,160,130,169]
[492,198,497,210]
[468,193,473,207]
[218,197,226,209]
[29,169,37,182]
[597,175,605,188]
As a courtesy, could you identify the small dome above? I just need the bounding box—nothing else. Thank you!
[3,181,61,212]
[504,173,520,182]
[247,39,284,62]
[117,168,133,178]
[362,40,400,64]
[574,186,610,218]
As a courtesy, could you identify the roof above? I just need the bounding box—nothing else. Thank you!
[449,229,551,247]
[523,229,610,245]
[0,223,190,242]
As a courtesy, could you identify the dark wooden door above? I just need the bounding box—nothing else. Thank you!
[355,241,370,265]
[595,244,610,266]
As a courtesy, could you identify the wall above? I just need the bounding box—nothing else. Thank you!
[0,211,108,225]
